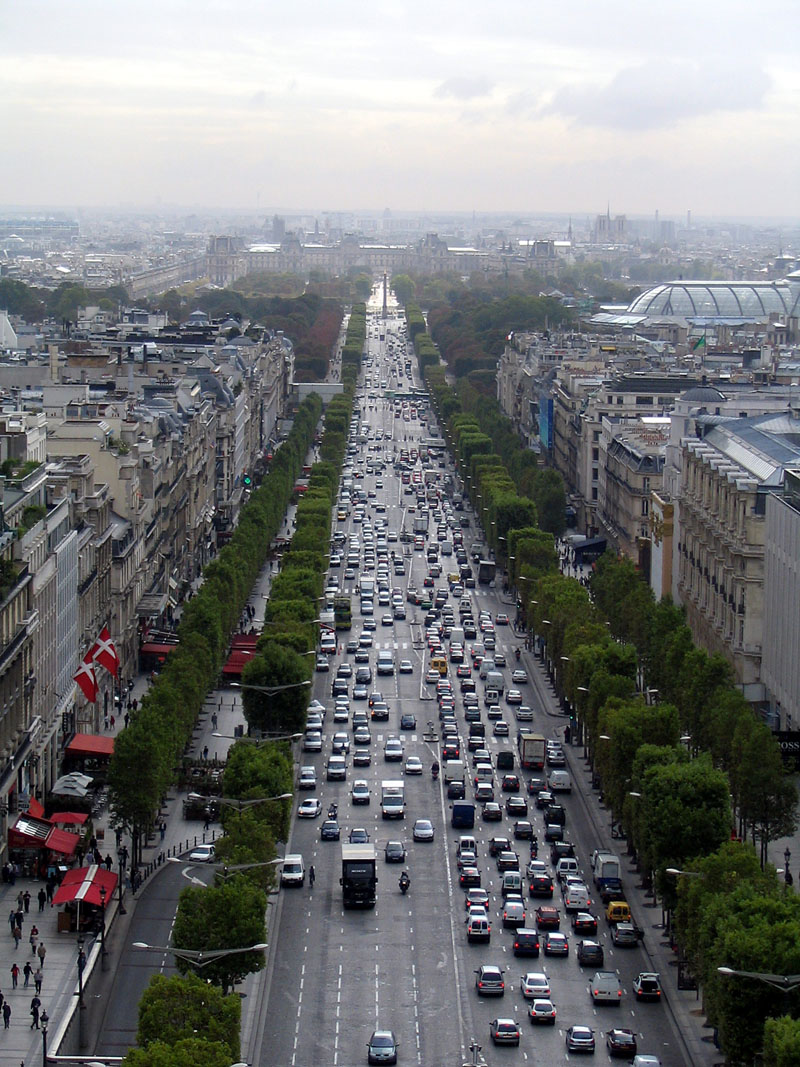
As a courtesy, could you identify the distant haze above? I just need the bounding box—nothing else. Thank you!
[2,0,798,218]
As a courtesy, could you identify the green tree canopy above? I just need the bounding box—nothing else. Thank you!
[137,973,240,1059]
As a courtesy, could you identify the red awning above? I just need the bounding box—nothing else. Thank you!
[8,815,79,856]
[65,735,115,758]
[140,642,178,657]
[46,828,80,856]
[222,649,255,677]
[28,797,45,819]
[49,812,89,826]
[52,865,118,908]
[230,634,259,650]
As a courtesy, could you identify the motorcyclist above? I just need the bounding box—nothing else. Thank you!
[399,870,410,893]
[515,647,521,662]
[431,760,440,779]
[309,865,315,888]
[328,802,337,819]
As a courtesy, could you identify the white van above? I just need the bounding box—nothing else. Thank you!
[555,857,580,885]
[281,854,305,886]
[456,835,477,857]
[563,883,592,912]
[501,870,523,897]
[549,770,572,793]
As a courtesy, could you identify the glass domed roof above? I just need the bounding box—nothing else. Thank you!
[627,279,800,321]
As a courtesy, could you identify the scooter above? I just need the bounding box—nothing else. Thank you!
[328,803,338,819]
[431,761,440,781]
[399,872,410,895]
[515,648,521,662]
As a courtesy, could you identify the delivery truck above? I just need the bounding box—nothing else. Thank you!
[381,780,405,819]
[340,844,378,908]
[518,731,546,770]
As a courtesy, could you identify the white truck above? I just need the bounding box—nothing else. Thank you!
[592,850,623,902]
[443,759,465,787]
[381,780,405,819]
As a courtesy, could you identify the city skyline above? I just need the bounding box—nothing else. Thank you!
[2,0,799,219]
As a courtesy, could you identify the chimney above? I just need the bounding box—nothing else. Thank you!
[48,343,59,383]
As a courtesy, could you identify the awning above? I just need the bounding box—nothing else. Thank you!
[222,650,255,677]
[65,734,115,759]
[8,814,79,856]
[49,811,89,826]
[52,865,118,908]
[136,592,169,617]
[51,772,93,798]
[140,642,179,658]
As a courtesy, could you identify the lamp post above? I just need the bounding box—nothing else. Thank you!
[718,965,800,994]
[76,932,86,1048]
[117,846,127,915]
[40,1008,48,1067]
[133,940,269,970]
[99,884,107,971]
[576,685,589,752]
[785,848,792,883]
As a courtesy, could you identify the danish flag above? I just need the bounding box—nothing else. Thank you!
[73,653,99,703]
[89,626,120,678]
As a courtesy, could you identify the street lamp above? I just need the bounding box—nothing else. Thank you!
[168,855,286,880]
[231,680,311,696]
[40,1008,49,1067]
[666,867,703,878]
[717,966,800,993]
[215,792,293,818]
[76,932,86,1048]
[99,884,107,971]
[117,846,128,915]
[133,941,268,968]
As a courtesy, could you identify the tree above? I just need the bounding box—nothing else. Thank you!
[392,274,416,305]
[763,1016,800,1066]
[137,973,240,1058]
[240,642,311,735]
[123,1038,234,1067]
[172,881,267,994]
[732,718,798,863]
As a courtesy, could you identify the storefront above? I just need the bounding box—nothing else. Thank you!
[52,864,118,933]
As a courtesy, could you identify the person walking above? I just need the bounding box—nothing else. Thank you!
[8,910,15,936]
[45,880,55,905]
[10,963,19,989]
[14,908,23,930]
[37,888,46,913]
[36,942,46,968]
[33,968,42,995]
[16,892,23,912]
[22,891,30,914]
[29,925,38,955]
[2,1002,10,1028]
[12,926,20,951]
[30,994,40,1029]
[309,865,315,888]
[22,961,31,988]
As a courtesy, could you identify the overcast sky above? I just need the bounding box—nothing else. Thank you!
[2,0,799,219]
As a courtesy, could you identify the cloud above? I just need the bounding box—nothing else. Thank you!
[548,60,772,130]
[249,90,268,109]
[434,75,493,101]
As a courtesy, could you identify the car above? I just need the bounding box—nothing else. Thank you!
[413,818,435,842]
[381,613,393,626]
[493,720,509,736]
[298,798,322,819]
[367,1028,398,1065]
[316,656,330,672]
[631,1058,662,1067]
[505,689,522,705]
[475,783,494,803]
[401,755,422,777]
[515,705,534,721]
[544,822,564,843]
[496,850,520,872]
[425,669,440,684]
[535,905,560,929]
[501,773,520,793]
[529,998,557,1025]
[459,867,481,888]
[606,1029,638,1058]
[332,732,351,754]
[353,748,372,767]
[612,921,640,947]
[572,910,598,935]
[495,612,510,626]
[633,972,662,1001]
[320,819,340,841]
[349,827,370,843]
[512,820,533,841]
[502,900,526,928]
[488,836,511,857]
[353,684,369,701]
[591,970,624,1004]
[399,659,413,673]
[351,780,371,805]
[566,1025,596,1053]
[384,738,403,761]
[490,1018,520,1046]
[520,971,550,998]
[384,840,406,863]
[298,766,317,790]
[506,796,528,818]
[188,843,215,863]
[511,668,528,684]
[529,873,554,898]
[543,931,569,956]
[303,731,323,752]
[399,713,417,730]
[475,964,505,996]
[464,888,490,910]
[481,802,503,822]
[577,939,605,967]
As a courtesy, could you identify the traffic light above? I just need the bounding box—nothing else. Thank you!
[243,472,252,487]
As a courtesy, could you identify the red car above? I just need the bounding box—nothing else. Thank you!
[535,906,560,930]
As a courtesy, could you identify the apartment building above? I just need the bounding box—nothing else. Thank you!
[762,470,800,730]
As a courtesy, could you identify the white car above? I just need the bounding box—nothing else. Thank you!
[520,972,551,999]
[399,660,414,674]
[413,818,435,841]
[511,669,529,685]
[351,780,371,804]
[298,798,323,818]
[404,755,423,775]
[188,844,215,863]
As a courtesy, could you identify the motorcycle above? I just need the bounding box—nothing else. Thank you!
[399,872,410,895]
[328,803,338,819]
[431,761,440,781]
[515,648,521,662]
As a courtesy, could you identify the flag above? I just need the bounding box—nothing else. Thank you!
[692,336,706,351]
[89,625,120,678]
[73,655,98,703]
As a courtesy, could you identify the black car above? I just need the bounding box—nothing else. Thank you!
[400,713,417,730]
[506,796,527,817]
[550,841,576,862]
[577,939,605,967]
[384,840,406,863]
[606,1029,637,1058]
[320,819,340,841]
[482,802,503,822]
[447,780,466,799]
[529,873,554,898]
[512,928,540,957]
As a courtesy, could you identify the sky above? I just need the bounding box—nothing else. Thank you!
[2,0,799,219]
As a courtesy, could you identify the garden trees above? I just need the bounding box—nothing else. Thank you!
[137,973,240,1059]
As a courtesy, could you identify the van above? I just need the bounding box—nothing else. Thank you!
[484,688,500,707]
[468,721,486,739]
[457,835,477,857]
[466,913,491,943]
[474,763,493,784]
[606,900,632,925]
[564,884,592,912]
[281,854,305,886]
[555,857,580,884]
[549,770,572,793]
[326,755,347,781]
[431,655,448,676]
[496,751,515,772]
[501,871,523,897]
[377,650,395,675]
[485,671,505,694]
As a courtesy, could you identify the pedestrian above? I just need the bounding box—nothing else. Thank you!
[36,942,46,968]
[15,892,22,912]
[160,822,166,842]
[309,865,315,888]
[37,888,46,913]
[15,908,23,930]
[2,1002,10,1028]
[104,712,109,730]
[45,880,54,905]
[202,745,209,761]
[132,697,138,711]
[30,994,40,1029]
[8,910,15,936]
[10,963,19,989]
[29,926,38,955]
[33,968,42,995]
[23,961,31,987]
[12,927,20,950]
[124,712,130,728]
[211,711,218,731]
[22,891,30,914]
[110,715,116,729]
[104,854,113,871]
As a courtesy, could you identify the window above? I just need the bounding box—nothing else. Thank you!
[642,477,650,492]
[592,487,598,501]
[641,499,649,516]
[593,448,599,462]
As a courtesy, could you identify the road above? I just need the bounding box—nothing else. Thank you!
[254,298,691,1066]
